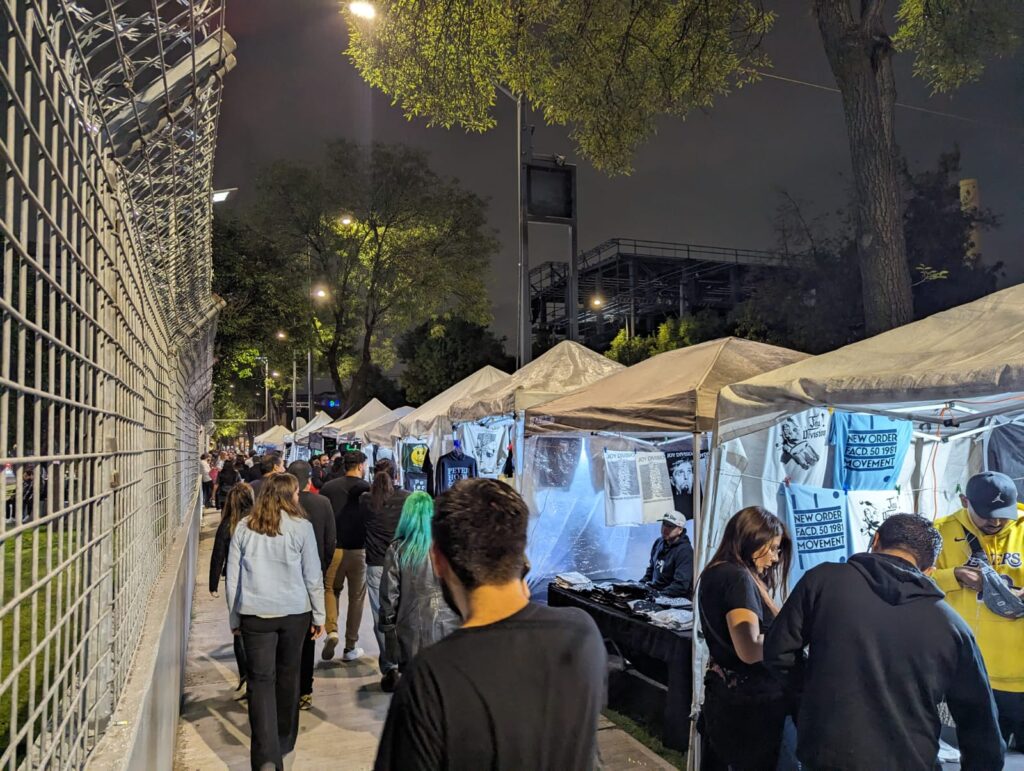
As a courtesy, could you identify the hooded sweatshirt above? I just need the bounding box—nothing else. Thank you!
[934,508,1024,693]
[764,553,1004,771]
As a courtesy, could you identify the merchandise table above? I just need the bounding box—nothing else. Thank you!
[547,584,692,752]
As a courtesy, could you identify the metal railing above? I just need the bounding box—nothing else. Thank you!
[1,0,232,767]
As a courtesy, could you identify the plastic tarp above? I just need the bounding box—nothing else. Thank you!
[449,341,623,423]
[252,424,290,448]
[522,433,660,596]
[392,366,510,441]
[321,398,391,439]
[526,337,807,435]
[290,411,334,445]
[360,406,415,446]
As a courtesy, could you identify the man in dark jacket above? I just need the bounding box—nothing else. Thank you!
[764,514,1004,770]
[640,511,694,598]
[288,460,337,709]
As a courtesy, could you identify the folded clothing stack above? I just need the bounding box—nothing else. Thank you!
[554,572,595,593]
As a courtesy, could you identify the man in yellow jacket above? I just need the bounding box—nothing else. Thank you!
[934,471,1024,749]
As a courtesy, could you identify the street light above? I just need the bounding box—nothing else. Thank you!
[313,287,328,299]
[592,297,603,308]
[276,330,287,340]
[349,1,376,19]
[212,187,237,204]
[339,214,353,226]
[271,371,280,378]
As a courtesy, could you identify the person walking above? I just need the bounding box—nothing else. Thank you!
[209,483,255,695]
[214,462,240,511]
[374,479,606,770]
[379,492,459,680]
[226,473,326,771]
[250,454,283,497]
[933,471,1024,749]
[287,460,337,710]
[765,513,1004,770]
[319,450,370,662]
[696,506,793,771]
[360,458,410,692]
[200,454,213,508]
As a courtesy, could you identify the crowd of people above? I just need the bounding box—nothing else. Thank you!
[202,445,1022,771]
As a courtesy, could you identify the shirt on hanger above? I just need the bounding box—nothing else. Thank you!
[829,411,912,491]
[782,483,851,587]
[847,488,917,554]
[761,409,830,491]
[434,451,478,494]
[459,423,510,478]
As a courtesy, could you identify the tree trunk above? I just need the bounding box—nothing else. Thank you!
[814,0,914,335]
[342,321,376,413]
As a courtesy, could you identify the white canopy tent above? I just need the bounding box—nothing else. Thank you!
[321,398,392,440]
[361,406,414,446]
[252,424,290,449]
[690,284,1024,767]
[289,411,334,445]
[393,365,510,443]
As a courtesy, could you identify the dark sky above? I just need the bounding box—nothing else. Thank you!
[214,0,1024,343]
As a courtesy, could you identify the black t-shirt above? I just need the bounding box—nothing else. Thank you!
[375,602,606,771]
[698,562,773,672]
[298,490,336,572]
[320,476,370,549]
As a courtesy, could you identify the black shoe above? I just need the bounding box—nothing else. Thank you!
[381,669,401,693]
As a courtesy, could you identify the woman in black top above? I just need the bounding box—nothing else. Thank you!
[697,506,793,770]
[213,462,239,510]
[209,483,255,694]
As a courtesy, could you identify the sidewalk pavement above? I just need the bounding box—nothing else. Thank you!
[174,510,678,770]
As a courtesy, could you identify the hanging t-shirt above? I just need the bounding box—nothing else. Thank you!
[986,420,1024,502]
[782,483,851,587]
[829,412,912,491]
[434,451,478,494]
[847,489,916,554]
[603,450,643,526]
[763,409,830,489]
[662,435,710,520]
[459,423,510,478]
[402,441,431,493]
[636,451,674,524]
[404,471,429,493]
[534,437,581,489]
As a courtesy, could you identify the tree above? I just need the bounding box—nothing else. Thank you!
[604,312,729,364]
[733,150,1001,353]
[397,319,514,404]
[345,0,1021,336]
[249,141,496,411]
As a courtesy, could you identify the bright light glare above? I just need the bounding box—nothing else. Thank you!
[340,215,353,226]
[276,331,287,340]
[211,187,237,203]
[314,288,328,298]
[592,298,603,307]
[349,1,376,19]
[271,371,280,378]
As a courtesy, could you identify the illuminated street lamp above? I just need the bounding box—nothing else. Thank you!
[349,1,376,19]
[340,214,353,226]
[313,287,328,299]
[212,187,237,204]
[592,297,603,308]
[276,330,287,340]
[271,371,280,378]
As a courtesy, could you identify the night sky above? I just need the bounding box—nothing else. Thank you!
[214,0,1024,343]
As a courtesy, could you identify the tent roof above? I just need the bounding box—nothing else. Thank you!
[291,411,334,444]
[253,424,290,446]
[361,406,415,446]
[449,341,624,423]
[525,337,807,435]
[393,366,510,440]
[716,284,1024,444]
[322,399,392,439]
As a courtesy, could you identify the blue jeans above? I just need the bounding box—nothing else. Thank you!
[365,565,396,673]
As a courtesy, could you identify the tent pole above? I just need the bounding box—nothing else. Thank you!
[688,429,703,771]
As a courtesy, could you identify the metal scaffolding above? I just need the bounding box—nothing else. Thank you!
[1,0,233,766]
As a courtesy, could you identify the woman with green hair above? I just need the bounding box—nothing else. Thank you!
[379,492,460,675]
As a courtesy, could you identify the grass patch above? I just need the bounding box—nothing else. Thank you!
[603,708,687,769]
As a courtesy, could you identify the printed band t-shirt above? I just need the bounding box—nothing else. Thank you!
[459,423,510,478]
[782,483,851,587]
[763,409,830,488]
[829,412,912,491]
[847,489,917,554]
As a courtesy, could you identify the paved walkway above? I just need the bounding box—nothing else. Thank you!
[174,511,678,770]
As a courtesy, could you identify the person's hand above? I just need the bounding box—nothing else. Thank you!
[210,591,219,598]
[954,566,983,592]
[310,624,324,640]
[232,628,241,636]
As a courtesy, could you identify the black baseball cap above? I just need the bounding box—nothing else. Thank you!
[965,472,1020,520]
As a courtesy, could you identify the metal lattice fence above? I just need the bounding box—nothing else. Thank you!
[1,0,232,766]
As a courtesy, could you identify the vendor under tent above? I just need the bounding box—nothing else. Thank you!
[691,284,1024,769]
[320,398,392,441]
[252,424,290,452]
[519,337,807,596]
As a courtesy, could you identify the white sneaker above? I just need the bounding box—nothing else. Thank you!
[321,633,339,661]
[341,647,364,662]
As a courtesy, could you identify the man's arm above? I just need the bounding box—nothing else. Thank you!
[945,631,1006,770]
[763,574,813,679]
[374,661,444,771]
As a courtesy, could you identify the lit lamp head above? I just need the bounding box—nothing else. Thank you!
[349,1,376,19]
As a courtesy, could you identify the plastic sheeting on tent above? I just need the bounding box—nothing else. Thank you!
[321,398,391,439]
[392,366,510,441]
[357,406,414,446]
[289,411,334,445]
[448,341,623,423]
[525,337,807,435]
[252,424,290,448]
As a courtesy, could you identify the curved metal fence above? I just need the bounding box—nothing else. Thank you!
[1,0,232,766]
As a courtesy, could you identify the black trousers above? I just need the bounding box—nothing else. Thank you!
[995,690,1024,749]
[300,632,314,697]
[233,633,247,685]
[240,612,310,771]
[202,480,213,506]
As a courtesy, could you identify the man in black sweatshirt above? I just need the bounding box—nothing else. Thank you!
[765,513,1004,770]
[640,511,694,598]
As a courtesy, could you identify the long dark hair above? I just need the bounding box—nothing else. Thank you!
[218,463,239,487]
[703,506,792,594]
[222,482,255,536]
[370,458,397,511]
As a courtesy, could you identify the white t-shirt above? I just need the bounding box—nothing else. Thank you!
[200,460,212,482]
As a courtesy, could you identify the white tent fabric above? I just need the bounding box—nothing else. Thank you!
[526,337,806,435]
[361,406,414,446]
[715,283,1024,445]
[392,366,510,441]
[253,424,290,448]
[321,398,392,439]
[290,411,334,445]
[448,341,623,423]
